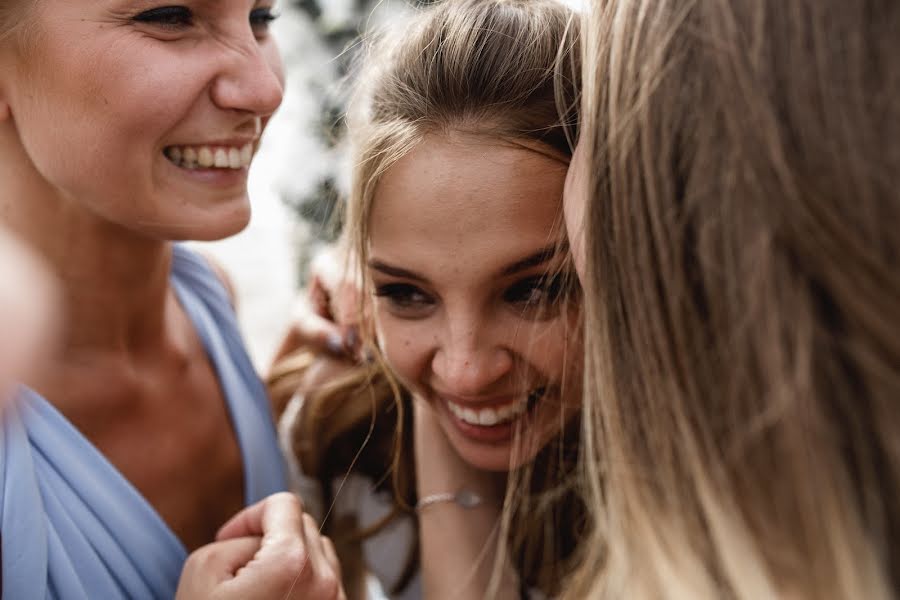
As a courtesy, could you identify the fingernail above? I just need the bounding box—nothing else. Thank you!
[326,332,345,355]
[363,347,376,364]
[344,326,360,353]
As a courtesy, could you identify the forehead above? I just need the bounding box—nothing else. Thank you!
[369,133,568,278]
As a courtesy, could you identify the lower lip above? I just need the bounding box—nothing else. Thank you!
[439,400,525,444]
[164,157,250,188]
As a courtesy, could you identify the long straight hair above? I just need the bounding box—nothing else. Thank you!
[570,0,900,597]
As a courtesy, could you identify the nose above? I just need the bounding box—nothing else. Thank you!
[211,39,284,118]
[431,316,514,397]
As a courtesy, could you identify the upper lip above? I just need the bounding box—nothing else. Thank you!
[166,137,258,147]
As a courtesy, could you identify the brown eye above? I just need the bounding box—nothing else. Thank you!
[374,283,436,319]
[133,6,194,29]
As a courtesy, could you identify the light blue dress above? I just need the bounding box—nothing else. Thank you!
[0,245,287,599]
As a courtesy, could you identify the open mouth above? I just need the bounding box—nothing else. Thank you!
[163,143,254,170]
[446,387,547,427]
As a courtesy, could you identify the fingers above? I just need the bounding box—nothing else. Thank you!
[201,494,346,600]
[198,537,263,579]
[216,492,304,542]
[270,241,375,373]
[175,537,262,600]
[320,535,342,581]
[275,300,350,359]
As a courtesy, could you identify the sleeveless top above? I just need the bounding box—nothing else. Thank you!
[0,245,287,600]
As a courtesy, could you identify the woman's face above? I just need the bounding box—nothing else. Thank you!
[368,133,581,472]
[0,0,284,241]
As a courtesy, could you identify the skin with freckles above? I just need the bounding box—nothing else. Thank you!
[368,133,582,472]
[0,0,284,554]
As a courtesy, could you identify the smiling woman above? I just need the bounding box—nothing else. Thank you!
[0,2,342,599]
[2,0,283,241]
[367,132,578,473]
[270,1,583,599]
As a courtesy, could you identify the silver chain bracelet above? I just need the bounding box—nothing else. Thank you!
[415,489,484,512]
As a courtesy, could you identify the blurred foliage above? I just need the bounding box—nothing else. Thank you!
[283,0,430,244]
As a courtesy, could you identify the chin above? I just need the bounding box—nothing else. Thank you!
[154,206,252,242]
[441,422,542,473]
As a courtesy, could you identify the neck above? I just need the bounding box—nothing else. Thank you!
[1,140,175,358]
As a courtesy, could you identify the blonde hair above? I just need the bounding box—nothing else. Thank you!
[272,0,583,596]
[569,0,900,598]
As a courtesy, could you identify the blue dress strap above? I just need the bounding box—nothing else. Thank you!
[170,245,287,502]
[0,244,286,599]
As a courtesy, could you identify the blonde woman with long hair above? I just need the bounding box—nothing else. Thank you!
[563,0,900,597]
[270,1,584,598]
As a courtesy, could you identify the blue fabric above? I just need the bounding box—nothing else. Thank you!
[0,245,287,599]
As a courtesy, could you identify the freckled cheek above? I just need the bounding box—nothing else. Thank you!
[374,312,434,389]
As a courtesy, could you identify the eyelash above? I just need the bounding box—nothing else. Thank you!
[133,6,193,28]
[250,7,279,30]
[373,273,577,320]
[132,5,279,34]
[374,284,435,315]
[504,274,573,318]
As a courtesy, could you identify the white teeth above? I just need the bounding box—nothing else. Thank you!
[478,409,499,426]
[198,147,214,168]
[213,148,228,168]
[228,148,241,169]
[447,398,529,427]
[164,143,255,170]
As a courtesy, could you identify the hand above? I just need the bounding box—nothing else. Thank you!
[272,243,364,364]
[0,229,59,406]
[175,492,346,600]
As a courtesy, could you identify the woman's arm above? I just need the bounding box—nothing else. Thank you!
[414,400,520,600]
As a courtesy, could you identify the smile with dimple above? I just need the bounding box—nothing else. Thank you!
[164,143,254,170]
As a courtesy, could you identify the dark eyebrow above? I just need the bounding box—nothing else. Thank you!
[367,260,427,282]
[500,244,564,276]
[368,243,566,281]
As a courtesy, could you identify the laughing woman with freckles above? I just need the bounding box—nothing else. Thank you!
[268,1,584,598]
[0,2,344,599]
